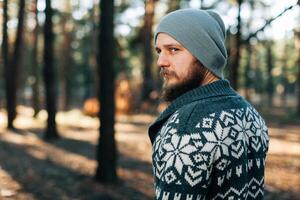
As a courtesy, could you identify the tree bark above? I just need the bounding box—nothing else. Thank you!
[230,0,242,90]
[87,0,98,99]
[244,43,252,100]
[281,41,288,109]
[141,0,157,102]
[60,5,73,111]
[5,0,25,129]
[43,0,59,139]
[32,0,40,117]
[2,0,9,120]
[298,47,300,115]
[266,41,274,109]
[95,0,117,183]
[166,0,180,13]
[296,29,300,115]
[243,0,255,101]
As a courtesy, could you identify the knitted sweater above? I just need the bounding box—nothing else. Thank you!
[148,80,269,200]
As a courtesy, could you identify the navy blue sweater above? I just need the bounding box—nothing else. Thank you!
[149,80,269,200]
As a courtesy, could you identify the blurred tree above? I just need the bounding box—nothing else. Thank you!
[281,40,289,108]
[295,28,300,115]
[200,0,204,8]
[95,0,118,182]
[87,0,98,99]
[141,0,157,102]
[200,0,219,9]
[297,0,300,115]
[60,1,74,110]
[5,0,25,129]
[244,44,252,100]
[166,0,180,13]
[246,2,299,42]
[43,0,59,139]
[2,0,9,113]
[230,0,242,90]
[241,1,298,93]
[253,47,264,95]
[266,40,274,108]
[243,0,255,101]
[31,0,41,117]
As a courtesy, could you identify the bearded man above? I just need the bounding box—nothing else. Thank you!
[148,9,269,200]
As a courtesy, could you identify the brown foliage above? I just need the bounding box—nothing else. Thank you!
[83,79,133,117]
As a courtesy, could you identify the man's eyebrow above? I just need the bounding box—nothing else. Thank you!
[156,43,182,48]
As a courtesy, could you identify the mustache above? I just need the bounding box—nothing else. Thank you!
[160,68,177,78]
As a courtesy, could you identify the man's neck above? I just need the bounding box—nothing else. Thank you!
[201,72,220,86]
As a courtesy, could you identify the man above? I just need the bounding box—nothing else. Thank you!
[148,9,269,200]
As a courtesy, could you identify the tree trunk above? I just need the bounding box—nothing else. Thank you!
[141,0,157,102]
[244,0,255,101]
[296,29,300,115]
[244,43,252,100]
[230,0,243,90]
[87,0,98,99]
[266,41,274,109]
[166,0,180,13]
[2,0,10,121]
[43,0,59,139]
[95,0,117,183]
[60,8,73,110]
[298,48,300,115]
[32,0,40,117]
[281,41,288,109]
[5,0,25,129]
[297,33,300,115]
[253,51,263,96]
[78,0,98,102]
[200,0,204,8]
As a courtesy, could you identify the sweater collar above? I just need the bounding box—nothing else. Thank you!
[148,79,236,143]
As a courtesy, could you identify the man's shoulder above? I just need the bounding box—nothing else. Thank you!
[176,93,249,118]
[174,96,265,131]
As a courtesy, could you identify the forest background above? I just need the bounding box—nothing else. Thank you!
[0,0,299,199]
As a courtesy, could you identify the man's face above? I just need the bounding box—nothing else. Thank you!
[155,33,207,102]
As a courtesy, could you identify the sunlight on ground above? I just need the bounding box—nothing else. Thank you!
[0,131,97,175]
[56,109,99,129]
[0,106,99,131]
[0,106,299,199]
[0,106,155,131]
[266,126,300,194]
[268,126,300,155]
[0,169,22,199]
[0,106,156,199]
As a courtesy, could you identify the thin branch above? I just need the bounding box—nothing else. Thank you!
[246,2,299,42]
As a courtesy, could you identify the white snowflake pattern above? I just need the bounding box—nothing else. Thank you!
[163,134,197,174]
[253,115,269,150]
[231,115,253,145]
[152,105,268,200]
[202,121,234,160]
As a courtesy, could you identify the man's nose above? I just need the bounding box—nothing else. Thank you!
[157,53,169,68]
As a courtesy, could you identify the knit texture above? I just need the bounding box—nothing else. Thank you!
[149,80,269,200]
[154,9,227,79]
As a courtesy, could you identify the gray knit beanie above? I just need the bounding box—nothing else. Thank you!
[154,9,227,79]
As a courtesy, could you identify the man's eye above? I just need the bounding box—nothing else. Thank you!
[156,48,161,54]
[170,48,179,53]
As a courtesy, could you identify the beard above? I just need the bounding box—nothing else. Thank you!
[160,61,207,102]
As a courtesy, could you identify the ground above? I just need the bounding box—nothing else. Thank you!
[0,106,299,200]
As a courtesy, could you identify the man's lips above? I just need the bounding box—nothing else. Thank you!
[160,69,176,78]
